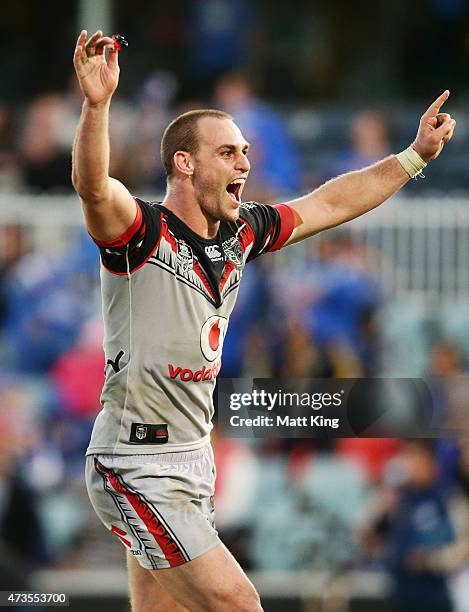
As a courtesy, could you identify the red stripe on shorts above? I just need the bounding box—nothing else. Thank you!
[111,524,132,548]
[99,463,187,567]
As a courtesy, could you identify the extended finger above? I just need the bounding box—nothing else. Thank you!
[86,30,102,47]
[73,30,88,62]
[422,90,450,119]
[75,30,87,50]
[85,30,103,55]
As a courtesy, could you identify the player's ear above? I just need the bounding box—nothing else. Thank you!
[173,151,194,177]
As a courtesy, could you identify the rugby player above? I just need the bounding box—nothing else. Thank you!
[72,30,456,612]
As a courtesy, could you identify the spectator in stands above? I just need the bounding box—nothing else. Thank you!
[0,407,49,590]
[51,318,104,421]
[0,103,20,190]
[419,439,469,612]
[427,341,466,490]
[325,109,391,179]
[187,0,254,93]
[18,93,73,192]
[214,72,302,201]
[49,318,104,475]
[122,70,179,193]
[336,438,402,485]
[1,229,98,373]
[272,232,382,377]
[0,224,27,329]
[362,439,454,612]
[219,260,272,378]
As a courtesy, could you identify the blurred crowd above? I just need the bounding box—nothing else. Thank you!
[0,69,305,200]
[2,67,469,198]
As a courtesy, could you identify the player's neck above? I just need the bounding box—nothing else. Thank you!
[163,181,220,240]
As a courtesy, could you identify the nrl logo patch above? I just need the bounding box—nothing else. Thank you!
[222,236,243,266]
[176,240,194,273]
[135,424,147,440]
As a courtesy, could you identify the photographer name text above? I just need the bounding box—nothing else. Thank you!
[230,414,340,429]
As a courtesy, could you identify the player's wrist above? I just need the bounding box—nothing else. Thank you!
[396,145,427,179]
[83,96,112,110]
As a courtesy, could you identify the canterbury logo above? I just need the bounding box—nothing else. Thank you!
[205,245,223,260]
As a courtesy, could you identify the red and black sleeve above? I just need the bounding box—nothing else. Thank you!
[90,198,162,274]
[238,202,295,263]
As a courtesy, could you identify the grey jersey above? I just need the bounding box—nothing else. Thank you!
[86,199,294,455]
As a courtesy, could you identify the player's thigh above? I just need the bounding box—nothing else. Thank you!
[152,542,262,612]
[127,550,188,612]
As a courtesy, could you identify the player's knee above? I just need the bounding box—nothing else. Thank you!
[235,594,263,612]
[213,586,262,612]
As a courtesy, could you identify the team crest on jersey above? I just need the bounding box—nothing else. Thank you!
[176,240,193,273]
[222,236,243,266]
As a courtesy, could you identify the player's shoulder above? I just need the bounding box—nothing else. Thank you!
[93,197,164,275]
[236,201,269,224]
[234,200,296,258]
[218,201,277,236]
[236,200,281,228]
[134,197,163,214]
[133,197,168,227]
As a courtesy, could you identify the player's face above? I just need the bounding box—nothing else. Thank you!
[192,117,250,222]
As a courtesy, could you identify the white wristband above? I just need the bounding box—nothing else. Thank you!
[396,146,427,179]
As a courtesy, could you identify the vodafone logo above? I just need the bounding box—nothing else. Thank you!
[166,316,228,383]
[168,361,221,382]
[200,316,228,362]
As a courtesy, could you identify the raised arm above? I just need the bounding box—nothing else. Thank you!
[72,30,136,242]
[284,91,456,244]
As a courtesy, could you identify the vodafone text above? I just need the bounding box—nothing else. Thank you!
[168,361,221,382]
[229,390,344,411]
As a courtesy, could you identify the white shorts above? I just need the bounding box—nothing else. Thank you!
[85,445,220,569]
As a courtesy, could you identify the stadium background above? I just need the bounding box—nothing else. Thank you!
[1,1,469,610]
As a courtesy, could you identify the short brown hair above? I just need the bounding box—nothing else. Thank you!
[160,109,232,178]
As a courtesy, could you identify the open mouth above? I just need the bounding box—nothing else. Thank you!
[226,179,244,205]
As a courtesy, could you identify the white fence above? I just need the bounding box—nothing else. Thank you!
[1,193,469,303]
[346,197,469,304]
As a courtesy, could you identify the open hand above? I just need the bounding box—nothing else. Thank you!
[73,30,119,106]
[412,90,456,162]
